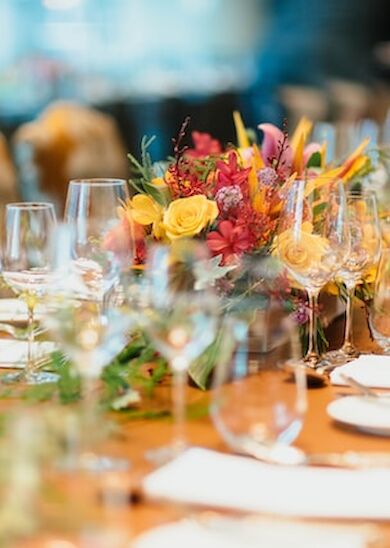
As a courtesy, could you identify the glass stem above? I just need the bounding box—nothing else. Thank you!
[25,301,35,380]
[171,360,188,454]
[306,290,320,365]
[342,282,357,356]
[81,373,100,454]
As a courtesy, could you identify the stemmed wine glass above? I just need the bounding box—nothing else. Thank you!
[275,178,350,368]
[64,179,132,296]
[140,240,219,462]
[44,224,134,472]
[1,202,58,384]
[325,191,381,364]
[211,256,307,465]
[369,249,390,354]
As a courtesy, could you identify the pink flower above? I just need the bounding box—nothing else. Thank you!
[258,123,293,177]
[185,131,222,158]
[207,220,254,263]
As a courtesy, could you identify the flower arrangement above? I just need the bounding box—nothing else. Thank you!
[105,114,373,384]
[1,113,377,410]
[122,114,370,270]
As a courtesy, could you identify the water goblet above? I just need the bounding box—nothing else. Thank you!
[1,202,57,384]
[44,224,134,472]
[326,191,381,364]
[210,257,307,465]
[275,178,350,368]
[141,240,219,462]
[369,249,390,354]
[64,178,133,296]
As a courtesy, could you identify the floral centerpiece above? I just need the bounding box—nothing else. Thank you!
[1,114,374,409]
[103,113,372,389]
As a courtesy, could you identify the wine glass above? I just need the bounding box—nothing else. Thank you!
[1,202,58,384]
[275,178,349,368]
[44,224,134,472]
[210,257,307,465]
[326,191,381,364]
[64,179,133,295]
[369,249,390,354]
[141,240,219,462]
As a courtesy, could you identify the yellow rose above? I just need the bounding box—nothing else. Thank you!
[274,222,329,273]
[129,194,163,226]
[162,195,218,240]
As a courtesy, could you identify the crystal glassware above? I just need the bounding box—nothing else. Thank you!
[1,202,58,384]
[141,240,219,462]
[369,249,390,354]
[44,224,134,472]
[326,191,381,364]
[64,178,132,295]
[210,257,307,464]
[275,178,350,369]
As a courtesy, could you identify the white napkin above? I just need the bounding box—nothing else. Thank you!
[0,339,56,368]
[143,447,390,519]
[0,299,44,322]
[134,518,370,548]
[330,354,390,387]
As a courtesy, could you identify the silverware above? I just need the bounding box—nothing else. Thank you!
[339,373,390,399]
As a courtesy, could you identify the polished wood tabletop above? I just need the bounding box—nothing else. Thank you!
[3,303,390,546]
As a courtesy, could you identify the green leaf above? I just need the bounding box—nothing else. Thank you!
[188,324,237,390]
[306,151,321,168]
[313,202,327,218]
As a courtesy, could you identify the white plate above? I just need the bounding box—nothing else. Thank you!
[0,299,44,322]
[327,396,390,436]
[0,339,56,369]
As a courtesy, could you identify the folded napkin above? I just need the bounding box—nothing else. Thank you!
[0,299,44,322]
[143,447,390,519]
[331,355,390,387]
[0,339,56,368]
[134,518,370,548]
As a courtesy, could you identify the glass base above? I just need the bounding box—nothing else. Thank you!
[145,441,187,465]
[321,347,360,368]
[1,370,59,385]
[58,452,130,473]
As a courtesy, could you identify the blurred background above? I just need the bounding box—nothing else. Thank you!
[0,0,389,212]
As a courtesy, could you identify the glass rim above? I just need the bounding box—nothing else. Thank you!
[68,178,127,187]
[6,202,55,210]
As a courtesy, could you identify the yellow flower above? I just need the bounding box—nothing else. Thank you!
[274,222,330,273]
[129,194,163,226]
[162,195,218,240]
[151,177,167,187]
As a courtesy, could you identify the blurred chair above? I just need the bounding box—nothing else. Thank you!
[0,132,19,219]
[12,102,128,213]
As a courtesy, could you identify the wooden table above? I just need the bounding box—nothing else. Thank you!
[4,303,390,546]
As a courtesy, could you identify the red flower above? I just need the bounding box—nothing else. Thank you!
[207,220,255,263]
[185,131,222,159]
[215,151,251,191]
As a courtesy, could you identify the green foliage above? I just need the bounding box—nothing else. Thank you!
[306,151,322,168]
[127,135,170,206]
